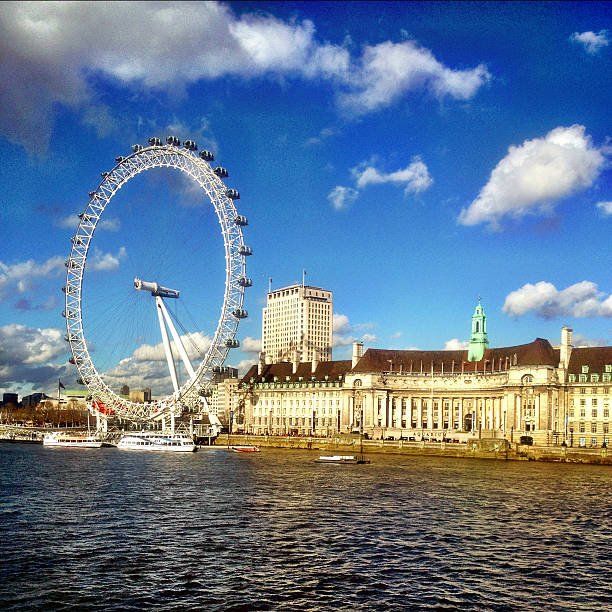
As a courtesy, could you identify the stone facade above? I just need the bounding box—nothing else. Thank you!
[239,327,612,448]
[262,284,333,363]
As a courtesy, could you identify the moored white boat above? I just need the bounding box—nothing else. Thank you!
[315,455,370,464]
[43,431,103,448]
[117,432,197,452]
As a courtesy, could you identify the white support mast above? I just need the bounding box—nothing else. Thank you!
[135,278,198,432]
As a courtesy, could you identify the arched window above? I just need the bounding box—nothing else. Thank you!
[522,374,534,384]
[475,321,479,332]
[353,379,362,387]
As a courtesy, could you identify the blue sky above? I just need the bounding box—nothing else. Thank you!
[1,1,611,399]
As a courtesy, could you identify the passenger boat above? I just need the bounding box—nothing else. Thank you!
[230,445,260,453]
[116,432,197,452]
[315,455,370,464]
[43,431,103,448]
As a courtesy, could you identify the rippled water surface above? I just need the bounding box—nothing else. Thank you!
[1,444,611,610]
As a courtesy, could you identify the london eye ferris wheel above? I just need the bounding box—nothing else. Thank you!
[63,137,252,423]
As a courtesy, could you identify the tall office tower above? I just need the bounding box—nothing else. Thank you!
[262,284,333,363]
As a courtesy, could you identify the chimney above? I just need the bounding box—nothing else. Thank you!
[560,327,573,369]
[312,350,319,374]
[292,350,299,374]
[352,341,364,368]
[258,352,265,375]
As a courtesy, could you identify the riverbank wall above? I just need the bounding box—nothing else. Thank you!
[216,434,612,465]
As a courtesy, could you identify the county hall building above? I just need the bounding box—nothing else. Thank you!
[240,299,612,448]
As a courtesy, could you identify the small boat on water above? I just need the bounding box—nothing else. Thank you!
[315,455,370,464]
[230,445,260,453]
[117,432,197,452]
[43,432,103,448]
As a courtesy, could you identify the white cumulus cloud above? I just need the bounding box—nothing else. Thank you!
[327,186,359,210]
[354,156,433,194]
[240,336,261,354]
[330,155,433,210]
[0,324,72,396]
[337,40,490,114]
[0,255,64,299]
[570,30,609,54]
[58,214,121,231]
[444,338,468,350]
[459,125,607,229]
[596,201,612,215]
[0,2,490,154]
[88,246,127,271]
[503,280,612,319]
[332,313,376,348]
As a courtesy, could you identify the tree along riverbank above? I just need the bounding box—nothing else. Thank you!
[214,433,612,465]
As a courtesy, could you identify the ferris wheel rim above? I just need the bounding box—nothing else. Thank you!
[63,142,250,421]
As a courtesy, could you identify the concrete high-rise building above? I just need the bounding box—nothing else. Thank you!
[262,283,333,363]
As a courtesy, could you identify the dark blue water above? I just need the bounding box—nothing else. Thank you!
[1,444,611,611]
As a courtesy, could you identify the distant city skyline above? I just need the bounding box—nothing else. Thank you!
[1,1,610,398]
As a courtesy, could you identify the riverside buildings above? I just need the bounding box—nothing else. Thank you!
[262,283,333,363]
[240,301,612,447]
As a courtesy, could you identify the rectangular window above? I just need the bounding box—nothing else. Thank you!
[579,375,587,382]
[579,437,586,447]
[605,409,610,418]
[582,365,589,374]
[591,423,598,433]
[604,423,609,434]
[569,409,574,418]
[568,374,576,383]
[592,409,598,418]
[579,422,585,433]
[591,437,598,447]
[606,365,612,373]
[591,375,599,383]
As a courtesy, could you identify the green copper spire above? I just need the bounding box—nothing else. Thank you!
[467,298,488,362]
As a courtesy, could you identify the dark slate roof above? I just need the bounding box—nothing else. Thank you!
[242,360,353,384]
[352,338,559,374]
[567,347,612,374]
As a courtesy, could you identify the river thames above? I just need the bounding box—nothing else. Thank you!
[1,444,611,611]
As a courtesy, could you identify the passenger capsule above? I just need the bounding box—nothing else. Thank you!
[166,135,181,146]
[232,308,248,319]
[115,156,124,164]
[71,236,84,245]
[238,276,252,287]
[184,140,198,151]
[225,339,240,348]
[225,188,240,200]
[213,167,228,178]
[101,171,109,178]
[199,150,214,162]
[233,215,248,227]
[131,144,143,153]
[88,191,96,198]
[238,245,252,256]
[148,137,162,146]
